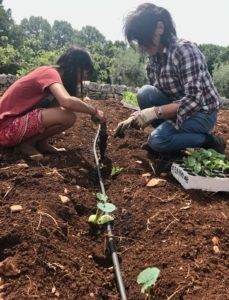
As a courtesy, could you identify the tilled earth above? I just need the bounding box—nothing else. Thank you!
[0,98,229,300]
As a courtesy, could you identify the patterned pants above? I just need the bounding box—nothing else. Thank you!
[0,108,45,147]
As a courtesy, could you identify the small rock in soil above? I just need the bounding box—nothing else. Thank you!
[10,205,23,213]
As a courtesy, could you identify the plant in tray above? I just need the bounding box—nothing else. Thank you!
[111,166,123,177]
[182,148,229,177]
[88,193,116,225]
[137,267,160,300]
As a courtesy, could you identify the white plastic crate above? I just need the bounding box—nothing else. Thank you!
[171,163,229,192]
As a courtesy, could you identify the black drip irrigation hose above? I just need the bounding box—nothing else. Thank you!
[93,125,127,300]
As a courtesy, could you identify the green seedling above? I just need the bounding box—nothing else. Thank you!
[183,148,229,177]
[122,91,138,106]
[137,267,160,300]
[111,166,123,177]
[88,192,116,225]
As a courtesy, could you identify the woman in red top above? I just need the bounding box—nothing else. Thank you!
[0,45,105,157]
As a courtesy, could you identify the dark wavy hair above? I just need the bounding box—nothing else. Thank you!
[56,45,94,97]
[123,3,177,48]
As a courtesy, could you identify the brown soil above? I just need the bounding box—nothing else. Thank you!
[0,99,229,300]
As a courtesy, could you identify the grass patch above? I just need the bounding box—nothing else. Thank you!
[122,91,138,106]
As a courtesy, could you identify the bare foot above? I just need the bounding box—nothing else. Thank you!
[37,142,66,154]
[14,144,41,156]
[0,277,4,300]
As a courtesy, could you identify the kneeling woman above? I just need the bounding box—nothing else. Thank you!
[0,45,105,156]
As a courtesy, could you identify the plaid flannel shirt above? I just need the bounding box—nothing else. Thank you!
[146,36,221,129]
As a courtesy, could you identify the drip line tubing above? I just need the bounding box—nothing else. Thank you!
[93,125,127,300]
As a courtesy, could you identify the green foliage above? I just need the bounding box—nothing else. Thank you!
[52,20,74,49]
[215,46,229,65]
[212,62,229,98]
[137,268,160,299]
[197,44,224,75]
[0,1,133,83]
[111,166,123,177]
[72,25,106,48]
[21,16,52,51]
[110,47,146,87]
[16,45,63,76]
[0,1,14,39]
[122,91,138,106]
[0,37,20,73]
[85,41,109,83]
[183,148,229,177]
[88,193,116,225]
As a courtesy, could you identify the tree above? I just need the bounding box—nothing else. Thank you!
[0,0,14,38]
[216,46,229,65]
[110,47,146,87]
[21,16,52,51]
[17,47,63,76]
[212,62,229,98]
[0,0,24,48]
[72,25,106,48]
[197,44,224,75]
[0,36,20,74]
[7,24,25,48]
[52,20,74,49]
[86,41,111,83]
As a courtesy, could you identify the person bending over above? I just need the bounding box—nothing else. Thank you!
[115,3,226,154]
[0,45,105,157]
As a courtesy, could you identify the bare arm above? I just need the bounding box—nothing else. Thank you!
[154,102,181,119]
[49,82,105,123]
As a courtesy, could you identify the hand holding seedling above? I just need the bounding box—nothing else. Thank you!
[88,193,116,225]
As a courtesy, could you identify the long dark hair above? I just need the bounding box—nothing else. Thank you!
[123,3,177,48]
[56,45,94,97]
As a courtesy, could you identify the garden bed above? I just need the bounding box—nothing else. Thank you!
[0,98,229,300]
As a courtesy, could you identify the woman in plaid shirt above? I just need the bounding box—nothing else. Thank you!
[115,3,226,154]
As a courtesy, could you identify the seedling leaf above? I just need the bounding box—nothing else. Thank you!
[188,157,196,167]
[97,215,114,224]
[96,193,108,202]
[137,267,160,293]
[97,202,116,213]
[111,166,123,177]
[88,215,97,223]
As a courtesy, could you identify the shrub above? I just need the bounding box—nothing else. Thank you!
[212,62,229,98]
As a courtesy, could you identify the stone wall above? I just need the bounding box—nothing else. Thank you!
[1,74,229,109]
[0,74,138,100]
[0,74,19,96]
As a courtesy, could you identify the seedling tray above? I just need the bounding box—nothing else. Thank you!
[171,163,229,192]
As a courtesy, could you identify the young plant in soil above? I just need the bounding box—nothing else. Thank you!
[111,166,123,177]
[88,193,116,225]
[182,148,229,177]
[122,91,138,106]
[137,267,160,300]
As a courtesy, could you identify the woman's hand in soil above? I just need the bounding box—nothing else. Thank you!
[114,116,135,138]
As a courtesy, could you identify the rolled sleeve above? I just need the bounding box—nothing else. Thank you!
[173,43,206,128]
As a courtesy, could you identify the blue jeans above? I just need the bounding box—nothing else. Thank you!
[137,85,218,153]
